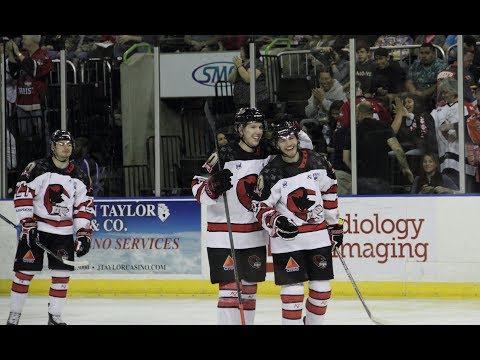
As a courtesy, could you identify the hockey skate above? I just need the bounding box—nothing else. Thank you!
[48,313,67,325]
[6,312,21,325]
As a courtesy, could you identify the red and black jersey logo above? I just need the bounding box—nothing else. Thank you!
[44,184,70,215]
[287,187,316,221]
[237,174,259,210]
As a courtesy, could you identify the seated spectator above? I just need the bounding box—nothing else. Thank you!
[368,47,406,102]
[216,130,229,146]
[436,48,476,105]
[304,67,347,125]
[410,153,458,194]
[391,94,438,155]
[355,41,375,96]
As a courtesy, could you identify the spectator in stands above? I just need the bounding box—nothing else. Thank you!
[430,77,472,188]
[391,94,438,155]
[216,130,229,146]
[405,42,448,111]
[343,101,413,194]
[410,153,458,194]
[330,47,350,87]
[368,47,406,103]
[436,49,476,105]
[228,42,269,114]
[73,137,104,197]
[5,35,53,166]
[355,41,375,96]
[304,67,347,126]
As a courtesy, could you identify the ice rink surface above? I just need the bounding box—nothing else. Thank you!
[1,295,480,325]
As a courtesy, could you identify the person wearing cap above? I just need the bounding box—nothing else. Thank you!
[6,130,95,325]
[368,47,406,101]
[251,120,344,325]
[191,108,312,325]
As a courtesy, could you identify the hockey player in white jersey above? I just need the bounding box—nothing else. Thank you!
[251,120,344,325]
[6,130,94,325]
[192,108,312,325]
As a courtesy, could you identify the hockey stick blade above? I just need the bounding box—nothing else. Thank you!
[335,247,391,325]
[34,239,89,267]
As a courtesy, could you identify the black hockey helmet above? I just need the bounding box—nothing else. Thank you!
[234,107,266,133]
[270,121,299,146]
[51,130,74,147]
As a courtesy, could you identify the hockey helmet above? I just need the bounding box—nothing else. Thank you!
[234,107,266,133]
[51,130,74,147]
[270,121,299,147]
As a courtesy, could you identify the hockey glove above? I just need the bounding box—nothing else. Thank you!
[20,218,38,248]
[205,169,233,199]
[274,215,299,240]
[75,228,92,257]
[327,218,345,250]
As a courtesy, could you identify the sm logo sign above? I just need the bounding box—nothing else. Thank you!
[192,62,235,87]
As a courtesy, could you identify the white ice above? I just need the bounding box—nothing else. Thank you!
[1,296,480,325]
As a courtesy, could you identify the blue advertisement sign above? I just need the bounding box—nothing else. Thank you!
[76,198,201,274]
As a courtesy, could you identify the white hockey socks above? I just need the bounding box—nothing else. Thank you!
[217,281,257,325]
[9,271,35,314]
[48,270,70,316]
[305,280,331,325]
[280,282,305,325]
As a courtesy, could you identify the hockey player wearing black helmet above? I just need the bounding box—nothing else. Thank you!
[251,120,345,325]
[192,108,313,325]
[6,129,94,325]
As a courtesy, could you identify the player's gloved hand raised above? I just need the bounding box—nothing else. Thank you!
[274,215,299,240]
[327,218,344,250]
[75,228,92,257]
[205,169,233,199]
[20,218,38,248]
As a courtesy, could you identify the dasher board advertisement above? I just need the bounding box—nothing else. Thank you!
[76,198,201,275]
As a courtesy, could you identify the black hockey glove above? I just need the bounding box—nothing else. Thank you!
[327,218,345,250]
[274,215,299,240]
[205,169,233,199]
[75,228,92,257]
[20,218,38,248]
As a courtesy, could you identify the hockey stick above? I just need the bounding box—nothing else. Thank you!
[204,100,246,325]
[0,212,89,267]
[335,247,389,325]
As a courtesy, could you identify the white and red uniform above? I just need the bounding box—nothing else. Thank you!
[253,149,340,254]
[14,157,94,235]
[252,149,340,325]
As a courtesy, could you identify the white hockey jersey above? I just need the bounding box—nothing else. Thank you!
[192,132,313,250]
[14,157,95,235]
[252,149,340,254]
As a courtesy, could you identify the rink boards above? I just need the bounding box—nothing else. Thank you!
[1,195,479,299]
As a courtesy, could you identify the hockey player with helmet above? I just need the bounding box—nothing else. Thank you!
[192,107,312,325]
[6,130,95,325]
[251,120,344,325]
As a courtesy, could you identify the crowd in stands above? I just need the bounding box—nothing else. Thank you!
[2,34,480,196]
